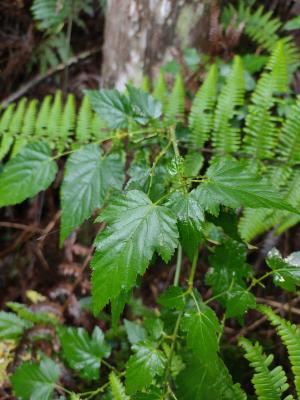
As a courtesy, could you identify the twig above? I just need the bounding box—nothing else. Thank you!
[256,297,300,317]
[0,47,101,108]
[0,221,43,233]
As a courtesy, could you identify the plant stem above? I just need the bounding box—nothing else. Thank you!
[169,126,179,157]
[187,251,199,290]
[173,244,182,286]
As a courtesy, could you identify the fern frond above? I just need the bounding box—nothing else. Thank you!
[242,67,280,159]
[60,94,76,141]
[31,0,71,30]
[109,372,129,400]
[75,95,93,143]
[212,56,244,154]
[0,104,15,138]
[239,337,289,400]
[239,165,291,241]
[188,64,218,149]
[277,96,300,164]
[166,72,185,124]
[35,95,52,137]
[47,91,62,142]
[153,71,168,112]
[260,305,300,397]
[0,98,27,161]
[12,99,38,157]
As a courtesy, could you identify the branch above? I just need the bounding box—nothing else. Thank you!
[0,47,101,109]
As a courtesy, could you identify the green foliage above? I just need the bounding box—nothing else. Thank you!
[189,64,217,148]
[125,342,166,394]
[0,312,32,339]
[59,326,110,381]
[239,338,289,400]
[91,190,178,312]
[60,144,124,244]
[0,141,58,207]
[2,32,300,398]
[212,56,244,153]
[11,357,60,400]
[260,306,300,398]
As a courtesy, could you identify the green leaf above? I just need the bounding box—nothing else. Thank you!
[6,302,59,325]
[226,288,256,318]
[182,303,221,360]
[206,239,252,312]
[176,355,246,400]
[110,372,130,400]
[0,312,32,339]
[124,320,147,345]
[11,356,60,400]
[125,342,166,394]
[195,159,298,214]
[60,144,124,243]
[127,86,162,124]
[144,318,164,340]
[59,326,110,381]
[284,15,300,31]
[111,290,131,329]
[157,286,186,310]
[167,190,204,260]
[87,89,130,129]
[266,248,300,292]
[91,190,178,312]
[0,142,57,207]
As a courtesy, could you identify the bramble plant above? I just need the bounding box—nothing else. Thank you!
[1,32,300,399]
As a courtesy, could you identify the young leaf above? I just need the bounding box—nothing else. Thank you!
[59,326,110,381]
[0,312,32,339]
[182,304,221,360]
[11,357,60,400]
[0,141,57,207]
[226,288,256,318]
[127,86,162,124]
[125,342,166,394]
[87,89,130,129]
[91,190,178,312]
[195,159,297,214]
[124,320,147,345]
[60,144,124,243]
[110,372,130,400]
[167,190,204,260]
[266,248,300,291]
[157,286,186,310]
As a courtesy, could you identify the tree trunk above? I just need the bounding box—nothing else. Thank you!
[101,0,214,89]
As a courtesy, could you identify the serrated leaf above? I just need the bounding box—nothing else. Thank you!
[144,318,164,340]
[167,190,204,259]
[0,142,57,207]
[0,312,32,339]
[87,89,130,129]
[157,286,186,310]
[266,248,300,292]
[195,159,297,214]
[91,190,178,312]
[11,356,60,400]
[124,320,147,345]
[226,288,256,318]
[110,372,129,400]
[206,239,252,308]
[127,86,162,124]
[59,326,110,381]
[182,304,221,360]
[111,290,131,329]
[125,342,166,394]
[60,144,124,243]
[176,355,246,400]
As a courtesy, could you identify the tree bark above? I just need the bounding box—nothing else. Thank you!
[101,0,214,89]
